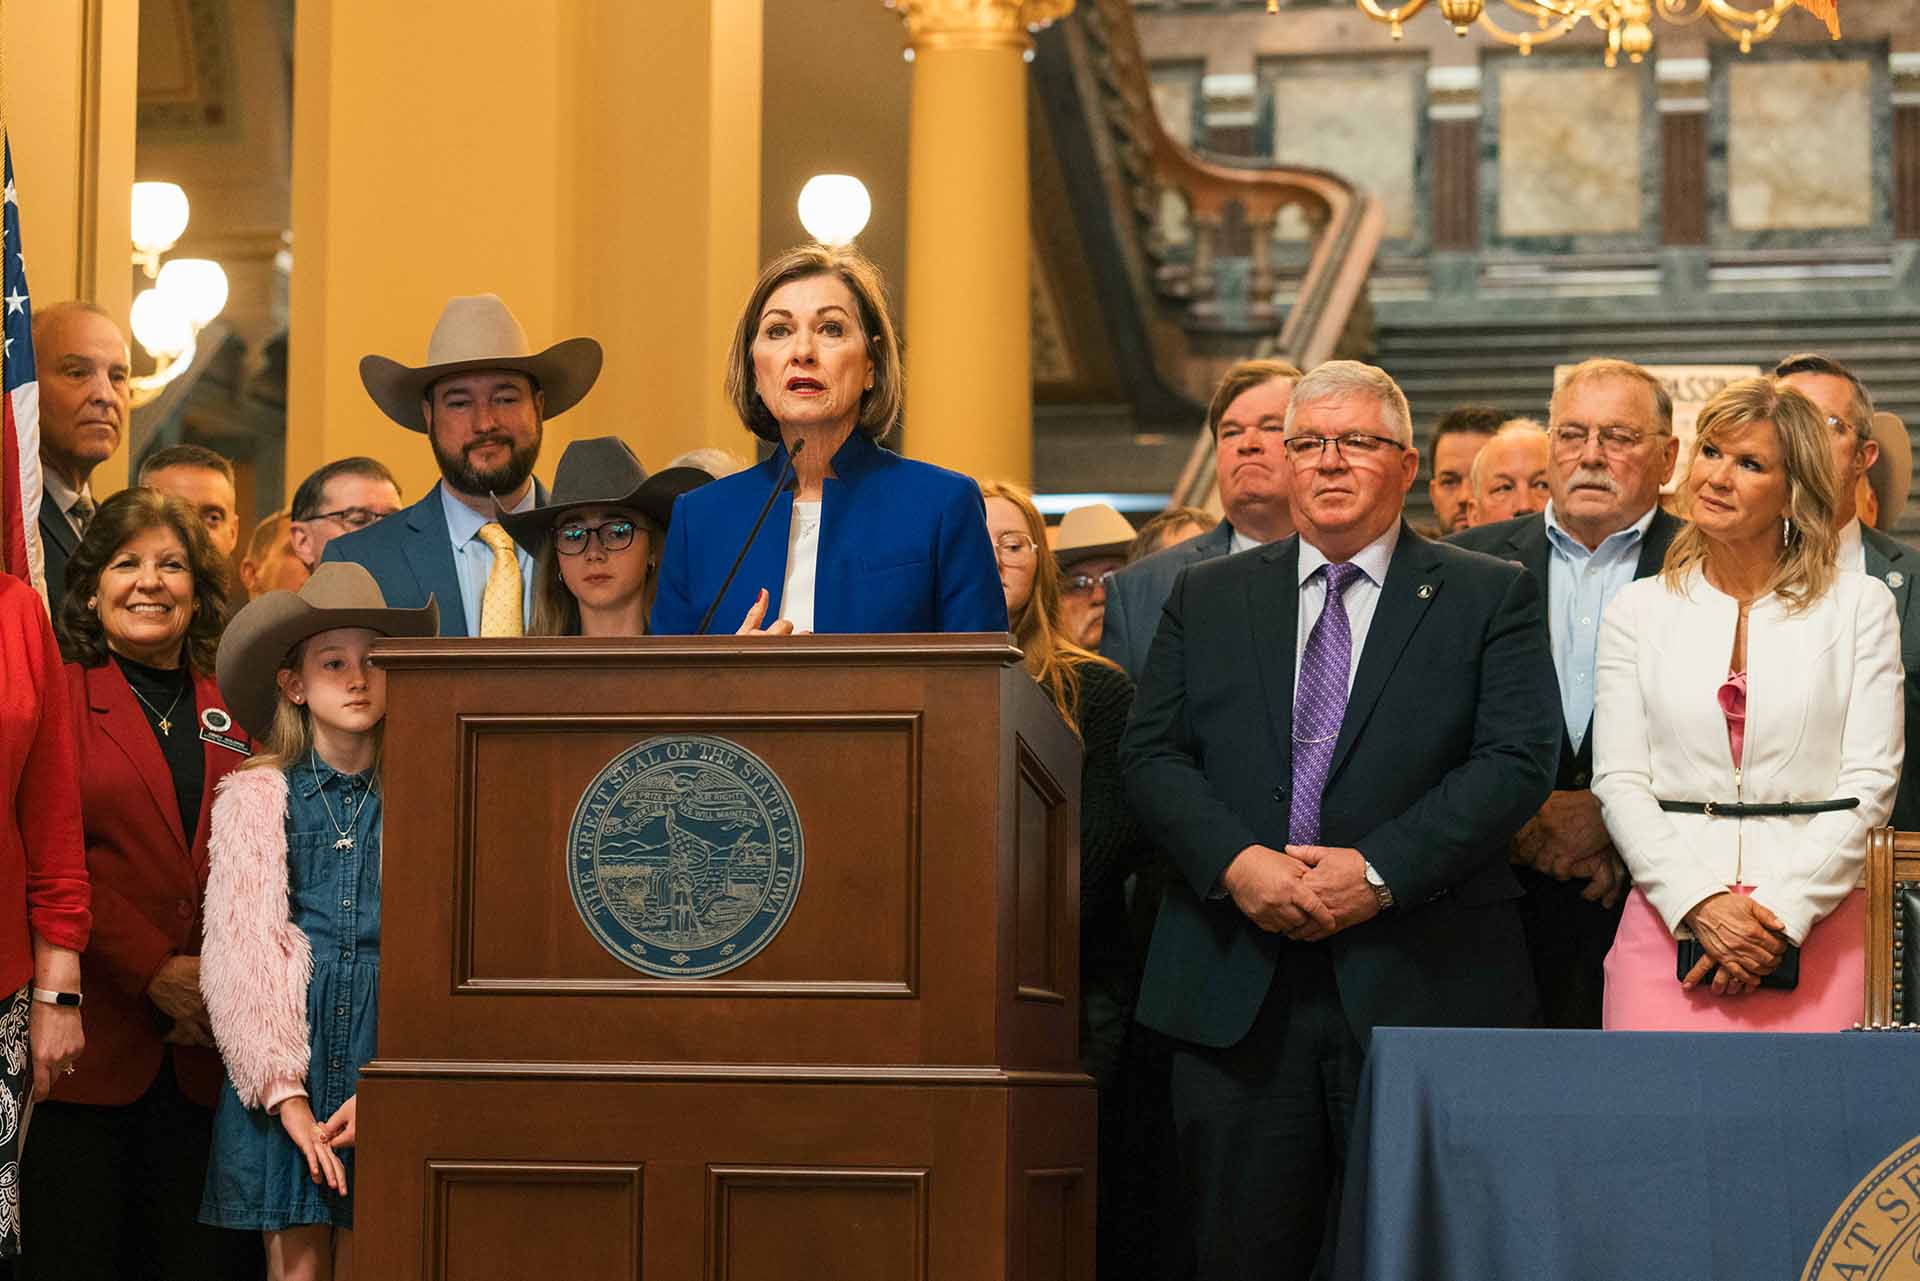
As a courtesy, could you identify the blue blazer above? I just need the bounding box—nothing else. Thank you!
[651,432,1008,636]
[319,479,547,638]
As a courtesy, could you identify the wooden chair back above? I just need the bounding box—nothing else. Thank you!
[1864,826,1920,1025]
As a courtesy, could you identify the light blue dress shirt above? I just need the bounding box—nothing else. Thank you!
[1544,500,1655,750]
[1294,522,1400,699]
[439,483,536,637]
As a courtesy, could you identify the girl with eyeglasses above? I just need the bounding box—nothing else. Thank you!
[496,438,715,638]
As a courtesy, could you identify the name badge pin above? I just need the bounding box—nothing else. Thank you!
[200,707,233,734]
[1889,571,1905,590]
[1416,584,1435,599]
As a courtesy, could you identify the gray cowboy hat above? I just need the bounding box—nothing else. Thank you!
[1868,411,1912,530]
[1053,502,1137,569]
[216,563,438,740]
[359,293,604,433]
[494,437,715,553]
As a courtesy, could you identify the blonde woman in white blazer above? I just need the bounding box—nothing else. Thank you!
[1593,378,1903,1031]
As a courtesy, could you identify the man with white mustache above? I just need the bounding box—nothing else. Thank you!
[1450,357,1683,1028]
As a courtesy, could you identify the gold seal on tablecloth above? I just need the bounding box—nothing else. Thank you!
[1801,1134,1920,1280]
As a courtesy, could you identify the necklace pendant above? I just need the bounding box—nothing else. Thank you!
[157,718,171,736]
[333,835,355,851]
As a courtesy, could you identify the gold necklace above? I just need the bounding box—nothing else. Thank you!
[127,678,186,737]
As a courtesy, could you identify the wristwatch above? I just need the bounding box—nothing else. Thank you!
[1362,861,1395,911]
[31,989,81,1008]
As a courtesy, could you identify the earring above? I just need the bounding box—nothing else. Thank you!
[1782,516,1793,542]
[86,597,97,610]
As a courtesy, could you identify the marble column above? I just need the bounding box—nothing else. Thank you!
[1426,65,1480,295]
[1657,57,1709,247]
[892,0,1071,485]
[1895,53,1920,241]
[1,0,138,493]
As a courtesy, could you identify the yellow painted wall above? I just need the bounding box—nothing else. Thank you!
[2,0,139,492]
[289,0,762,501]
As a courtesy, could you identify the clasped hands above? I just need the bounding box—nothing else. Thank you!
[1222,843,1380,942]
[1681,892,1790,997]
[1511,789,1626,908]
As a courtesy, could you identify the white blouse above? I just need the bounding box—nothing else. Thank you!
[779,500,822,633]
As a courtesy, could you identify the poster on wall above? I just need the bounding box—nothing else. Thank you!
[1555,364,1762,493]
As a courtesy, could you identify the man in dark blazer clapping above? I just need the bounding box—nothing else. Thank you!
[1122,361,1560,1281]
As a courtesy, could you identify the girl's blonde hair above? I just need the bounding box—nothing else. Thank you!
[528,508,664,636]
[1663,377,1838,613]
[978,481,1123,733]
[240,636,386,773]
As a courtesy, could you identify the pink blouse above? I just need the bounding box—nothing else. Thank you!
[1718,670,1747,769]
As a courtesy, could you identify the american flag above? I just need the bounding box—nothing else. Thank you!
[1,133,41,594]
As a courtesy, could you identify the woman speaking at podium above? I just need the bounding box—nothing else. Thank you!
[650,244,1007,636]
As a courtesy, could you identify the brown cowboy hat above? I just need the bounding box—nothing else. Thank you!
[1053,502,1136,569]
[359,294,604,433]
[216,563,439,740]
[1868,411,1911,530]
[494,437,714,553]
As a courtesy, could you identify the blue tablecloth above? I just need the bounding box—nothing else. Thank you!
[1335,1028,1920,1281]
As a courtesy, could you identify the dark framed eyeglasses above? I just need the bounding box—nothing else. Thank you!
[302,506,395,531]
[554,519,639,556]
[1281,432,1404,461]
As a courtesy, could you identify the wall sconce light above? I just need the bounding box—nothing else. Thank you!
[128,182,228,405]
[797,174,872,247]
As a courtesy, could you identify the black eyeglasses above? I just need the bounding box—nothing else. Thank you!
[302,506,395,531]
[554,519,639,556]
[1281,432,1404,461]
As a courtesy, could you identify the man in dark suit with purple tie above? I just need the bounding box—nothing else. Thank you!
[1122,361,1560,1280]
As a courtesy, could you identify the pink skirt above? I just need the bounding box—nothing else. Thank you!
[1602,886,1865,1032]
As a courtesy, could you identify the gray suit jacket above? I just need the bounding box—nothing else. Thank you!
[1863,525,1920,830]
[1100,521,1235,682]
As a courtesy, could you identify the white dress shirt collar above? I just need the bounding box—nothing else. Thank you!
[1836,516,1866,574]
[1297,520,1400,589]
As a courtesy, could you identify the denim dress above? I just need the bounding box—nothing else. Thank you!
[200,755,381,1231]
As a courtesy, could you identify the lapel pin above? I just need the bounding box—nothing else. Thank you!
[200,707,233,734]
[1417,583,1435,599]
[1889,571,1905,590]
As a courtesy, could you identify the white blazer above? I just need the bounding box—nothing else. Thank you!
[1592,566,1903,945]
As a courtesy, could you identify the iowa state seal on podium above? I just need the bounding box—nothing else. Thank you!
[566,734,804,978]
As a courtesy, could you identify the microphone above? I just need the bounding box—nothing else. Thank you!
[696,437,806,636]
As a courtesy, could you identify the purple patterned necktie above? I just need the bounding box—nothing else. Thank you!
[1290,562,1363,846]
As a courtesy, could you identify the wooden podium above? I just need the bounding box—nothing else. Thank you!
[356,634,1095,1280]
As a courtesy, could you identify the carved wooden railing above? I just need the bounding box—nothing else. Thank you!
[1063,0,1386,508]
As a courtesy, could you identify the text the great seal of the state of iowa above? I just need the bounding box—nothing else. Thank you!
[1801,1133,1920,1280]
[566,734,803,978]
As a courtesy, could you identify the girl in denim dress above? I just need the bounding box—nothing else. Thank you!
[196,565,436,1280]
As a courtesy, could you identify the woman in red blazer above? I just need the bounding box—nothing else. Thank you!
[0,572,91,1261]
[18,489,263,1281]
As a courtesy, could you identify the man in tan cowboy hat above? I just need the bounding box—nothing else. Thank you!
[1775,352,1920,828]
[1053,501,1137,650]
[320,294,603,637]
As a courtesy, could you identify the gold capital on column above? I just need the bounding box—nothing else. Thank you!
[890,0,1074,53]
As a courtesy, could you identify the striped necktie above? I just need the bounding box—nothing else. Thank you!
[475,522,524,637]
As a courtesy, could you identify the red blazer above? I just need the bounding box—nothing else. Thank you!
[0,579,90,993]
[56,659,251,1108]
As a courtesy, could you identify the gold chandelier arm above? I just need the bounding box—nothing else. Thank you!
[1654,0,1713,28]
[1498,0,1589,21]
[1701,0,1796,22]
[1353,0,1433,35]
[1476,4,1582,53]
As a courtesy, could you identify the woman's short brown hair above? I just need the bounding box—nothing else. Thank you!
[725,243,904,444]
[56,487,229,673]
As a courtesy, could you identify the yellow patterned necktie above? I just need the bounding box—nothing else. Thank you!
[475,522,524,637]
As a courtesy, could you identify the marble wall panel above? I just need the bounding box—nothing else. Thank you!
[1497,66,1642,237]
[1262,59,1422,243]
[1727,59,1871,230]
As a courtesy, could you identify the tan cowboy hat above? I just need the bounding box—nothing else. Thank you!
[1054,503,1136,569]
[495,437,713,552]
[359,294,604,433]
[1868,411,1911,530]
[216,563,439,740]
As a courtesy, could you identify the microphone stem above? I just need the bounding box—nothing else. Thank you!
[695,438,805,636]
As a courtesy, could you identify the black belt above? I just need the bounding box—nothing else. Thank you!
[1656,798,1859,817]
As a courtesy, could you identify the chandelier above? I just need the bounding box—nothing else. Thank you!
[1273,0,1827,68]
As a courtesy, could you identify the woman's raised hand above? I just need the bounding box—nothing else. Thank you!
[736,589,796,637]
